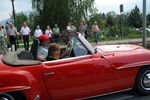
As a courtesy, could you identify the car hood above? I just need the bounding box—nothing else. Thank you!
[95,44,144,57]
[95,44,143,52]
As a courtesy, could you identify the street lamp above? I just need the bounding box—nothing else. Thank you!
[10,0,16,27]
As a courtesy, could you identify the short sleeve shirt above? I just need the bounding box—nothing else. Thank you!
[0,29,6,37]
[37,46,48,58]
[34,29,43,38]
[20,26,30,35]
[8,27,17,36]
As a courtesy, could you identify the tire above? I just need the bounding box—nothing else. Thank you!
[134,67,150,95]
[0,93,15,100]
[0,92,25,100]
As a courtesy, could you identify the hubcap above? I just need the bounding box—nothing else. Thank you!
[142,71,150,90]
[0,93,14,100]
[0,97,9,100]
[143,73,150,87]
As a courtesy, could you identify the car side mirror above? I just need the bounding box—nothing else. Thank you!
[94,48,98,54]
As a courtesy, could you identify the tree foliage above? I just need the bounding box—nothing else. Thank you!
[11,12,28,30]
[127,6,142,28]
[32,0,94,30]
[147,13,150,26]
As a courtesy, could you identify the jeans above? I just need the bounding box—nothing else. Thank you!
[94,32,100,44]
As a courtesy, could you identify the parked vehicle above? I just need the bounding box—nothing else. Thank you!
[1,33,150,100]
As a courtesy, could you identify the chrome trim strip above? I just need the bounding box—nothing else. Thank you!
[43,55,92,64]
[117,64,150,70]
[0,87,31,93]
[75,88,132,100]
[78,33,94,54]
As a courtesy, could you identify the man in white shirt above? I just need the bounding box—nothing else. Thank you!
[34,25,43,39]
[20,22,31,50]
[8,23,18,51]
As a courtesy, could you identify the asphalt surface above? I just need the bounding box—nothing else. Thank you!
[85,90,150,100]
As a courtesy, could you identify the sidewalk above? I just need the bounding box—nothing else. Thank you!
[95,37,150,45]
[18,37,150,49]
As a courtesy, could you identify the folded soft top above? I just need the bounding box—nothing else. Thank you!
[2,51,41,66]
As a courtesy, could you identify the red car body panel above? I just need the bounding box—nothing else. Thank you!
[0,34,150,100]
[42,54,113,100]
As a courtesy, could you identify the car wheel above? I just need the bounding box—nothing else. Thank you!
[0,93,14,100]
[0,92,25,100]
[135,67,150,95]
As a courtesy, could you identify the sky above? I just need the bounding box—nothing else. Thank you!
[0,0,32,21]
[95,0,150,14]
[0,0,150,21]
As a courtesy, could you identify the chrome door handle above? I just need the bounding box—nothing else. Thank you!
[44,72,55,76]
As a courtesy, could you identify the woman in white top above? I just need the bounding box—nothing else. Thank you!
[45,25,53,42]
[34,25,43,38]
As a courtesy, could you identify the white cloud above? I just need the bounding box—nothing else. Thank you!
[0,0,12,20]
[95,0,150,14]
[95,0,134,6]
[0,0,32,21]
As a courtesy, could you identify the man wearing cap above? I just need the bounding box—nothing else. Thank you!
[36,34,50,61]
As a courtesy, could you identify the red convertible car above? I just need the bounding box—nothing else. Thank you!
[0,33,150,100]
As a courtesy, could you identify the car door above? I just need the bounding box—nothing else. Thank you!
[42,54,114,100]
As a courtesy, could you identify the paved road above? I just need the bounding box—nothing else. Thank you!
[85,90,150,100]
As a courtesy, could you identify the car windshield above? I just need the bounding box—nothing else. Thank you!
[72,37,90,57]
[77,34,94,54]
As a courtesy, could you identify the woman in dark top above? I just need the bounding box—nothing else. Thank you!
[46,43,61,61]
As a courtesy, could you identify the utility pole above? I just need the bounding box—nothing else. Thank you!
[120,4,124,37]
[142,0,147,48]
[11,0,16,27]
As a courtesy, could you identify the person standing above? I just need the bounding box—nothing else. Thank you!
[83,22,88,39]
[78,22,86,37]
[34,25,43,39]
[66,22,76,39]
[53,24,60,43]
[5,24,10,49]
[0,24,7,54]
[45,25,53,42]
[20,22,31,51]
[92,21,100,44]
[8,23,18,51]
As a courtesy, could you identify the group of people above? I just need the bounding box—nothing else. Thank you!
[0,22,31,53]
[36,21,101,62]
[66,21,101,44]
[34,24,60,43]
[0,21,100,61]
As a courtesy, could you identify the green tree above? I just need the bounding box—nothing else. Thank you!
[127,6,142,28]
[11,12,28,30]
[106,11,117,26]
[87,12,106,29]
[32,0,95,30]
[147,13,150,26]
